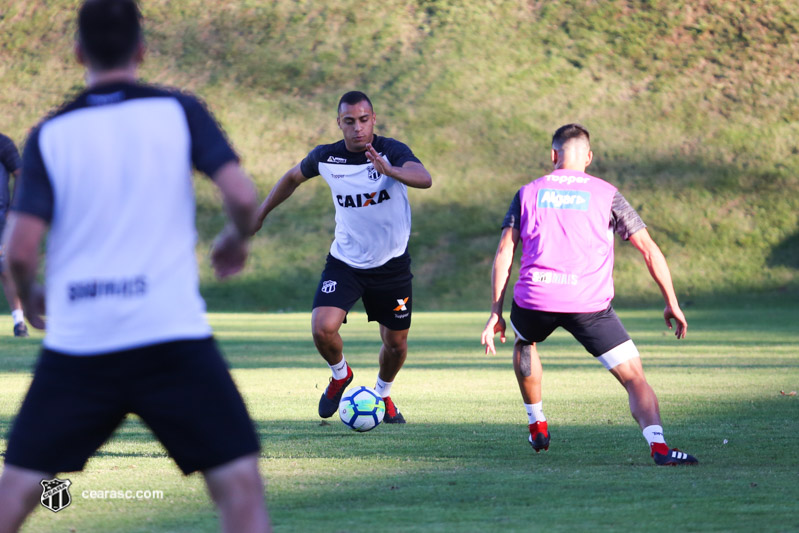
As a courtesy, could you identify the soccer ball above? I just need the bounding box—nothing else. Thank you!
[339,386,386,432]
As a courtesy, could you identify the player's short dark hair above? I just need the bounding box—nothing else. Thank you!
[552,123,590,150]
[78,0,143,70]
[338,91,373,114]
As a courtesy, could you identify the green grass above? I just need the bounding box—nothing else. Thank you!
[1,301,797,532]
[2,0,798,310]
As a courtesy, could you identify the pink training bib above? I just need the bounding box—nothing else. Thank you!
[514,169,618,312]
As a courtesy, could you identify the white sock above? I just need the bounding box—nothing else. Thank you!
[11,309,24,325]
[329,357,349,380]
[525,402,546,424]
[643,425,667,446]
[374,377,392,398]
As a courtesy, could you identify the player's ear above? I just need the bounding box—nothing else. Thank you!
[551,148,558,166]
[585,150,593,168]
[75,41,86,66]
[133,40,146,65]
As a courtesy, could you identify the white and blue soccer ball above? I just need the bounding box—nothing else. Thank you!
[338,386,385,432]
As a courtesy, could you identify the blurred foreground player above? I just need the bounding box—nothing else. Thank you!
[481,124,697,466]
[0,1,271,531]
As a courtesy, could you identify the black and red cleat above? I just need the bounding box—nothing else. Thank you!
[383,396,406,424]
[653,448,698,466]
[528,421,550,452]
[318,365,353,418]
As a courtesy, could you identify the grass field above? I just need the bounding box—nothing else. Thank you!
[1,301,797,532]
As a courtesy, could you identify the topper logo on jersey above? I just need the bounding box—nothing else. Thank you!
[327,156,347,163]
[537,189,591,211]
[366,164,381,182]
[336,189,391,208]
[544,174,590,185]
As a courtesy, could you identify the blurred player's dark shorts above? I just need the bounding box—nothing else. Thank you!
[313,251,413,331]
[4,337,260,474]
[510,300,631,357]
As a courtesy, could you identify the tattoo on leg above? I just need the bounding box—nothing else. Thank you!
[519,344,532,377]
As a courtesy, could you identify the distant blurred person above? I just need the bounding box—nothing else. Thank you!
[253,91,432,424]
[0,1,271,531]
[481,123,697,466]
[0,132,28,337]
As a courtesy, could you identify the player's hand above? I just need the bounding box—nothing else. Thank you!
[23,283,46,330]
[365,143,394,177]
[664,304,687,339]
[211,223,249,279]
[481,313,506,355]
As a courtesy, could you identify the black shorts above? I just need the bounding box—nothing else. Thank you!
[4,338,260,475]
[312,252,413,331]
[509,300,631,357]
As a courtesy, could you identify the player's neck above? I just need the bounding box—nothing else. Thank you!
[554,161,587,173]
[85,66,138,88]
[343,134,374,153]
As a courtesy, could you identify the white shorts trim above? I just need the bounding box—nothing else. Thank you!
[509,318,530,343]
[597,339,639,370]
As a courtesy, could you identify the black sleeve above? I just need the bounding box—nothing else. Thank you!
[12,127,54,223]
[610,191,646,240]
[501,190,521,230]
[299,145,324,178]
[383,138,422,168]
[176,94,239,178]
[0,134,22,174]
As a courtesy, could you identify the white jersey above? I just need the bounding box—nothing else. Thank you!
[14,82,239,355]
[300,135,421,269]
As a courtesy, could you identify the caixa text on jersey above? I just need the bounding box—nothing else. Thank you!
[336,189,391,208]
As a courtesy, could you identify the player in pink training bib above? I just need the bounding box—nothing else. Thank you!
[481,124,698,466]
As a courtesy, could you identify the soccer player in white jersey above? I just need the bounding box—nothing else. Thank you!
[0,1,271,531]
[254,91,432,423]
[0,132,28,337]
[481,124,697,466]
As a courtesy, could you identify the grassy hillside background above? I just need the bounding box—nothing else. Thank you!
[1,0,797,312]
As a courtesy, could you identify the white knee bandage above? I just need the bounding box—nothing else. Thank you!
[597,339,639,370]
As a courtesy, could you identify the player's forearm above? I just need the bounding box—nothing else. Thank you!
[630,229,681,308]
[491,234,515,316]
[226,197,257,238]
[255,170,304,226]
[644,246,680,308]
[387,163,432,189]
[490,268,510,315]
[215,163,258,237]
